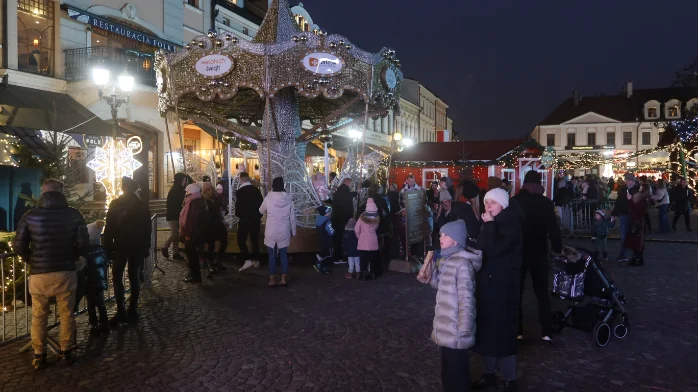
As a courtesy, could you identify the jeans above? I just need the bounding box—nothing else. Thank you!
[267,245,289,275]
[163,220,181,255]
[483,355,517,382]
[618,214,629,258]
[440,347,470,392]
[658,204,670,233]
[29,271,78,354]
[237,218,261,261]
[113,252,144,314]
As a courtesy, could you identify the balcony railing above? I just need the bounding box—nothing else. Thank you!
[64,46,156,87]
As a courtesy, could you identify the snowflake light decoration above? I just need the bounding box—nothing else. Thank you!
[86,139,142,206]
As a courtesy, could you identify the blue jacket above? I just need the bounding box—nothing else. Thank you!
[343,228,360,257]
[592,217,615,238]
[316,215,334,252]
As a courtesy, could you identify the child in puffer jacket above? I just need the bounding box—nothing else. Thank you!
[315,205,334,274]
[591,209,615,261]
[421,219,482,392]
[343,218,360,279]
[355,198,380,280]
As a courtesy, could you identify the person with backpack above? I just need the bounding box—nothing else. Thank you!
[103,177,151,326]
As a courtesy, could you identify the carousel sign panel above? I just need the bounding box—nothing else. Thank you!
[301,52,344,75]
[195,54,235,78]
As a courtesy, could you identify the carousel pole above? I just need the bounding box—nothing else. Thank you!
[265,96,272,193]
[360,100,369,186]
[227,142,233,228]
[324,141,329,182]
[174,106,187,176]
[385,111,397,192]
[164,115,176,181]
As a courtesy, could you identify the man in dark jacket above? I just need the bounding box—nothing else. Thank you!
[331,178,357,261]
[611,173,640,261]
[236,172,264,272]
[672,178,693,231]
[104,177,151,325]
[512,170,562,342]
[161,172,186,260]
[13,179,89,369]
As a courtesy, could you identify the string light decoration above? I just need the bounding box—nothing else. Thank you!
[86,139,142,206]
[0,134,19,167]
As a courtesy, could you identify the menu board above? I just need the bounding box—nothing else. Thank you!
[405,189,426,245]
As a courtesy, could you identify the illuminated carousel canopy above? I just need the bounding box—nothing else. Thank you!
[155,0,403,144]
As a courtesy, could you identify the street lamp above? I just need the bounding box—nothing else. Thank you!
[385,132,413,191]
[93,63,134,135]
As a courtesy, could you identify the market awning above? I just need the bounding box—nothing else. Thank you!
[0,84,122,137]
[305,142,334,158]
[0,127,52,157]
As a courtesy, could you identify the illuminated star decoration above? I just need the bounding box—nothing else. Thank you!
[86,139,142,206]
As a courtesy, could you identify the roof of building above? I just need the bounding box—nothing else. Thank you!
[540,87,698,125]
[392,138,528,162]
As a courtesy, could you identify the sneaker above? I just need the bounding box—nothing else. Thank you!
[32,353,47,370]
[629,258,644,267]
[160,247,169,259]
[616,256,629,263]
[471,373,496,389]
[517,335,524,340]
[253,260,260,269]
[109,312,128,327]
[351,272,357,279]
[182,275,202,283]
[542,335,553,343]
[173,253,185,261]
[239,260,254,272]
[345,272,353,279]
[313,264,322,273]
[333,259,348,265]
[603,253,608,261]
[59,350,77,366]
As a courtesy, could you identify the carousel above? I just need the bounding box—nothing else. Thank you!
[156,0,402,237]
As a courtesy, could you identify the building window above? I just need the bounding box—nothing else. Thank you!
[567,132,575,147]
[642,131,651,145]
[186,0,200,8]
[623,131,632,145]
[668,105,680,118]
[587,133,596,146]
[647,107,658,118]
[222,17,230,27]
[242,27,249,36]
[546,134,555,147]
[17,0,55,77]
[607,132,615,147]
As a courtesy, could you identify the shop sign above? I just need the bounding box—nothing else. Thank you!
[195,54,235,78]
[127,136,143,154]
[83,135,104,148]
[301,52,343,76]
[64,5,178,52]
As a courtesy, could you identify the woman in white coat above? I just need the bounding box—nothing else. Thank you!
[259,177,297,287]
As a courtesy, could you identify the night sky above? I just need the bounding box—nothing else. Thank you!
[301,0,698,140]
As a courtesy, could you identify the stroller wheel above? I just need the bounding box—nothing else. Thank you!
[613,323,628,339]
[593,321,611,347]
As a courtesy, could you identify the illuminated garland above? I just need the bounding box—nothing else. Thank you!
[86,139,142,206]
[553,144,679,169]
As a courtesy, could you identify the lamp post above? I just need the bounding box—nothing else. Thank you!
[348,128,363,185]
[92,63,134,137]
[385,132,413,191]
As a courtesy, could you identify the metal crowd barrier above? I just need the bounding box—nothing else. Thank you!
[0,214,160,348]
[559,199,618,238]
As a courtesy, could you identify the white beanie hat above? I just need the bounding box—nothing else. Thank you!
[185,183,202,195]
[484,187,509,209]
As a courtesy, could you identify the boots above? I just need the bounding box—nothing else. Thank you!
[59,350,77,366]
[109,299,128,326]
[471,373,496,390]
[32,353,47,370]
[127,295,140,323]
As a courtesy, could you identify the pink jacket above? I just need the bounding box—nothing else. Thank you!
[354,213,380,251]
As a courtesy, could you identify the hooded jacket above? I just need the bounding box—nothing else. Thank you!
[512,183,562,259]
[103,192,152,253]
[315,214,335,253]
[430,248,483,350]
[166,173,187,221]
[354,212,380,251]
[331,184,357,223]
[260,191,297,248]
[13,191,89,275]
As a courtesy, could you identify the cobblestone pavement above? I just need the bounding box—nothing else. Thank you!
[1,237,697,392]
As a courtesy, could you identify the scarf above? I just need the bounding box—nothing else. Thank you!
[179,193,202,235]
[440,244,464,258]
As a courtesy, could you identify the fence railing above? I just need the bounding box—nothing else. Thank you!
[1,214,160,347]
[559,199,618,238]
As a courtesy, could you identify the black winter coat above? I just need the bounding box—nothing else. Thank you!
[475,204,524,358]
[235,183,263,220]
[512,187,562,260]
[451,202,481,241]
[166,182,186,221]
[205,197,227,241]
[85,245,109,290]
[332,184,357,223]
[672,185,692,211]
[103,193,151,255]
[13,191,89,275]
[612,184,640,216]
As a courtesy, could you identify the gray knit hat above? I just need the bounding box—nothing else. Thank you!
[440,219,467,248]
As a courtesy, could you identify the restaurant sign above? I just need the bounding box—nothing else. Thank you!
[64,5,178,52]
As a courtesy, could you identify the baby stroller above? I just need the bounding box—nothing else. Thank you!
[551,246,629,347]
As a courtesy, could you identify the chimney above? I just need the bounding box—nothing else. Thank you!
[626,81,633,99]
[572,90,582,106]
